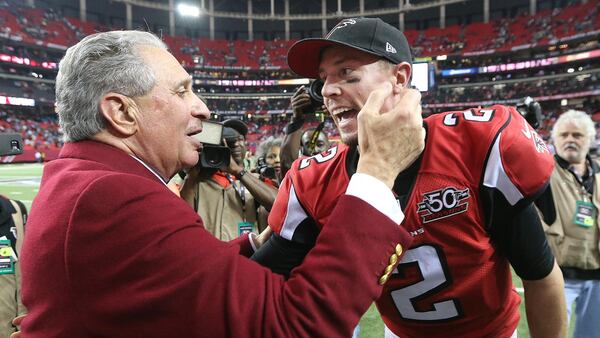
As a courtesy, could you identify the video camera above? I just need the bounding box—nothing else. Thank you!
[0,133,23,157]
[192,121,230,169]
[516,96,543,129]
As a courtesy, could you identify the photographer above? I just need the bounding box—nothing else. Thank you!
[0,133,27,337]
[280,83,330,177]
[255,136,283,186]
[180,119,278,240]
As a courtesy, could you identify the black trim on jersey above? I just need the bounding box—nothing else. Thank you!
[289,214,320,245]
[345,144,359,179]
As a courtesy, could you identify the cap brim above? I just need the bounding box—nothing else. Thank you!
[287,38,388,78]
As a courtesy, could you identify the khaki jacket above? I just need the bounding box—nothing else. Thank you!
[0,198,27,336]
[196,172,264,241]
[543,162,600,270]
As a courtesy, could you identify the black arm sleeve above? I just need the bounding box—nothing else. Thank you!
[488,203,555,280]
[533,184,557,225]
[481,182,555,280]
[250,233,312,278]
[251,201,320,278]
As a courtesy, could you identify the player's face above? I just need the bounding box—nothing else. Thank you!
[554,120,591,165]
[131,46,209,179]
[318,46,397,146]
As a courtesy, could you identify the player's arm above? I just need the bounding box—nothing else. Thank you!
[484,105,565,337]
[488,202,566,338]
[522,261,566,338]
[250,232,313,278]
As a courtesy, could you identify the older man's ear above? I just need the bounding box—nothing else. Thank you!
[98,93,139,137]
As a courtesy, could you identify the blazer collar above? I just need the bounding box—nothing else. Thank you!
[59,140,165,184]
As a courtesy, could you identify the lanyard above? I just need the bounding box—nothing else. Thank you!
[226,175,247,220]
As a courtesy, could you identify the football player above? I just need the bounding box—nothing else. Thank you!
[252,18,567,338]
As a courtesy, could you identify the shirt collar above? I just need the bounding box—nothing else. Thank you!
[129,155,168,185]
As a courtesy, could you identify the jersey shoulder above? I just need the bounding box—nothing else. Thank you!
[287,143,349,185]
[425,105,553,202]
[269,144,351,235]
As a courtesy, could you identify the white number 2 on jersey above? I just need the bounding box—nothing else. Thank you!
[443,109,495,126]
[298,147,337,169]
[390,245,461,321]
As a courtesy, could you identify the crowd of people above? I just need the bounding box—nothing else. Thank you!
[0,0,596,67]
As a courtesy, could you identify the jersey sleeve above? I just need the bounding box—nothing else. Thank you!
[482,105,554,207]
[267,165,320,245]
[268,172,294,235]
[480,106,556,279]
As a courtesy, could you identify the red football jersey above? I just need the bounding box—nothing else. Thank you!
[268,105,554,338]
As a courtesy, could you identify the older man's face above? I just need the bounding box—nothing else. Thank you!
[554,120,591,165]
[131,46,210,179]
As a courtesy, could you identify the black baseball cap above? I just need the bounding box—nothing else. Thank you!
[288,17,412,78]
[223,119,248,137]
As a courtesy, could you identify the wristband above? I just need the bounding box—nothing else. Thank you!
[235,169,248,180]
[284,117,305,134]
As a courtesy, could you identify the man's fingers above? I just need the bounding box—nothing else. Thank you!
[384,88,423,125]
[360,83,393,116]
[293,85,305,96]
[12,314,26,326]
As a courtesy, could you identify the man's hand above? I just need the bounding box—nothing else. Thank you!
[291,86,313,119]
[224,153,244,177]
[10,314,26,338]
[251,226,274,249]
[356,86,425,188]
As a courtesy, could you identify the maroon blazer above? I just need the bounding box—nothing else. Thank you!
[20,140,412,338]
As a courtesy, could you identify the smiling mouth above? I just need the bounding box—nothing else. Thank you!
[335,109,358,122]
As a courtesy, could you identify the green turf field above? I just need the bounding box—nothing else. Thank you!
[0,163,43,209]
[0,163,574,338]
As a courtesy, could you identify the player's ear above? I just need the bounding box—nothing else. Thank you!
[392,62,412,94]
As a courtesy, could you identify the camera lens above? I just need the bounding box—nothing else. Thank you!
[308,79,324,104]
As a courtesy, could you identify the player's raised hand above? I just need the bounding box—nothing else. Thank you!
[356,85,425,188]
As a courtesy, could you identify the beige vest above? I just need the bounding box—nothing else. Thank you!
[196,175,260,241]
[542,163,600,270]
[0,199,27,336]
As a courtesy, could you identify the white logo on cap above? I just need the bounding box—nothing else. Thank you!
[326,19,357,38]
[386,42,397,54]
